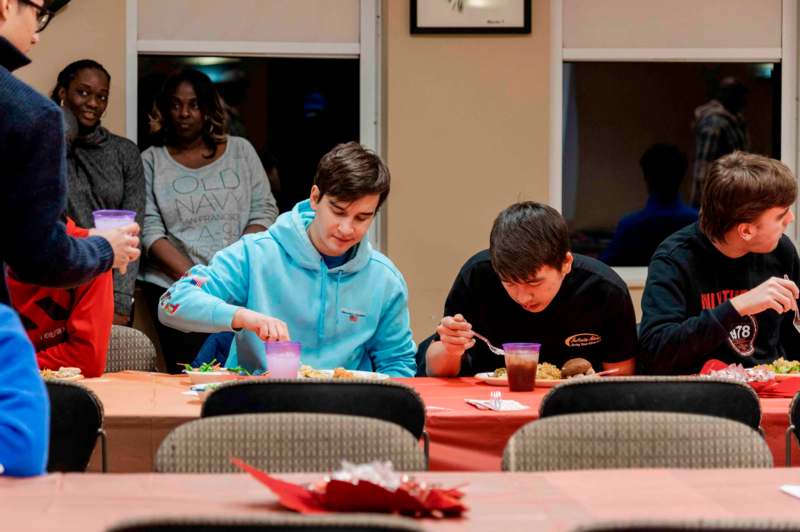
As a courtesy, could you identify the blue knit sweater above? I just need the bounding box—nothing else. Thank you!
[0,303,49,476]
[0,37,113,303]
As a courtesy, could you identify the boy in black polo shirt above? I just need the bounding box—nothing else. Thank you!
[640,152,800,374]
[425,202,638,377]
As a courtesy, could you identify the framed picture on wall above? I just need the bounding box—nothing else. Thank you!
[410,0,531,34]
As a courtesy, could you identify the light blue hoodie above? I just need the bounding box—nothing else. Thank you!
[158,200,416,376]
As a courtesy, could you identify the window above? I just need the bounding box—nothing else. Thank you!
[138,55,360,213]
[562,61,780,266]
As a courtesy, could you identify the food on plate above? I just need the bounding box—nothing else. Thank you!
[333,367,355,379]
[300,364,361,379]
[758,357,800,375]
[299,364,328,378]
[40,367,83,381]
[537,362,561,380]
[491,367,507,378]
[561,358,595,379]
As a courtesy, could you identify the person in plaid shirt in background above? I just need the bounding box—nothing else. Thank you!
[691,76,750,207]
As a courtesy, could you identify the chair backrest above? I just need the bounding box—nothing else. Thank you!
[571,519,800,531]
[502,411,772,472]
[201,379,426,439]
[539,376,761,429]
[45,380,104,472]
[107,514,425,532]
[789,392,800,439]
[156,412,426,473]
[106,325,158,373]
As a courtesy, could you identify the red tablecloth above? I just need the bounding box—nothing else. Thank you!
[81,373,800,472]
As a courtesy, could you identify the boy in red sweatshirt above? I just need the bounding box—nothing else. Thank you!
[6,218,113,377]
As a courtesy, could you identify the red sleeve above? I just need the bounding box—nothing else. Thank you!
[35,271,113,378]
[66,218,90,238]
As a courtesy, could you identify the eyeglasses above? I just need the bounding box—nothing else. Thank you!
[17,0,55,33]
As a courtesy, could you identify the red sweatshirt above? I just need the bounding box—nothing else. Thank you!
[6,219,112,377]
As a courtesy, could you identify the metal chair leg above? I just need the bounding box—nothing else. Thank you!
[98,428,108,473]
[422,430,430,470]
[786,425,795,467]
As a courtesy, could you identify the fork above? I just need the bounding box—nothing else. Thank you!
[490,390,502,410]
[783,275,800,333]
[472,331,505,356]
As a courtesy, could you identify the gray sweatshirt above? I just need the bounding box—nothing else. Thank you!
[141,136,278,289]
[65,125,144,317]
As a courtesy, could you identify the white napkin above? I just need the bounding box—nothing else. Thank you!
[780,485,800,499]
[464,398,529,411]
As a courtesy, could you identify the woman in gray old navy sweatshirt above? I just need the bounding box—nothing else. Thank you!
[140,69,278,372]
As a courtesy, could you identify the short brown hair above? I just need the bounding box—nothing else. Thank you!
[490,202,570,283]
[314,142,390,208]
[700,151,797,242]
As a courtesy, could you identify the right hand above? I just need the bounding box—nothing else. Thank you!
[436,313,475,357]
[231,308,290,341]
[94,223,141,275]
[730,276,800,316]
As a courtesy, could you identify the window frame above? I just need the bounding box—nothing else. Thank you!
[125,0,384,250]
[549,0,798,282]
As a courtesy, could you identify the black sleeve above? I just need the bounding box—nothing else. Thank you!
[1,105,113,291]
[440,264,494,376]
[638,254,734,374]
[779,249,800,358]
[600,283,639,364]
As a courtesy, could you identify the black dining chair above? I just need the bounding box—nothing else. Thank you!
[539,376,762,430]
[45,380,106,472]
[784,391,800,465]
[201,379,429,466]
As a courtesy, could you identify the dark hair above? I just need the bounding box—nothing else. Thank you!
[700,151,797,242]
[148,68,227,153]
[314,142,390,208]
[50,59,110,103]
[640,143,688,201]
[490,202,570,283]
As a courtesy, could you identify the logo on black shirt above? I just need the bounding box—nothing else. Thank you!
[565,333,601,347]
[726,315,758,357]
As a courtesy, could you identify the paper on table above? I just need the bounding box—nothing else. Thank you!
[464,398,529,411]
[780,485,800,499]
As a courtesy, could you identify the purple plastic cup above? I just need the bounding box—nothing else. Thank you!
[265,341,301,378]
[92,209,136,230]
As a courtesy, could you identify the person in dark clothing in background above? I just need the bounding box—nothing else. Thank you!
[424,202,638,377]
[0,0,135,477]
[0,0,140,304]
[640,151,800,374]
[602,144,698,266]
[51,59,144,325]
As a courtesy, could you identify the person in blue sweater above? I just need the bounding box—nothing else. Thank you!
[159,142,416,376]
[0,303,48,476]
[0,0,140,304]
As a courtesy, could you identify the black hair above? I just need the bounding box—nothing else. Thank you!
[639,143,688,201]
[148,68,227,154]
[490,202,570,283]
[50,59,110,104]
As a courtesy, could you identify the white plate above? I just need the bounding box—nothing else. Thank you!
[299,369,389,380]
[184,370,238,384]
[475,372,566,388]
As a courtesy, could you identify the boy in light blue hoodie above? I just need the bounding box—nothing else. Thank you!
[158,142,416,376]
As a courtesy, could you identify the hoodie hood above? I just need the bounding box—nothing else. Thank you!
[268,199,373,274]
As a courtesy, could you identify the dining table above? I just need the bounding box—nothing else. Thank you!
[7,468,800,531]
[81,372,800,473]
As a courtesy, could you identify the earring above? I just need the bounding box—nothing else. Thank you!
[59,99,64,107]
